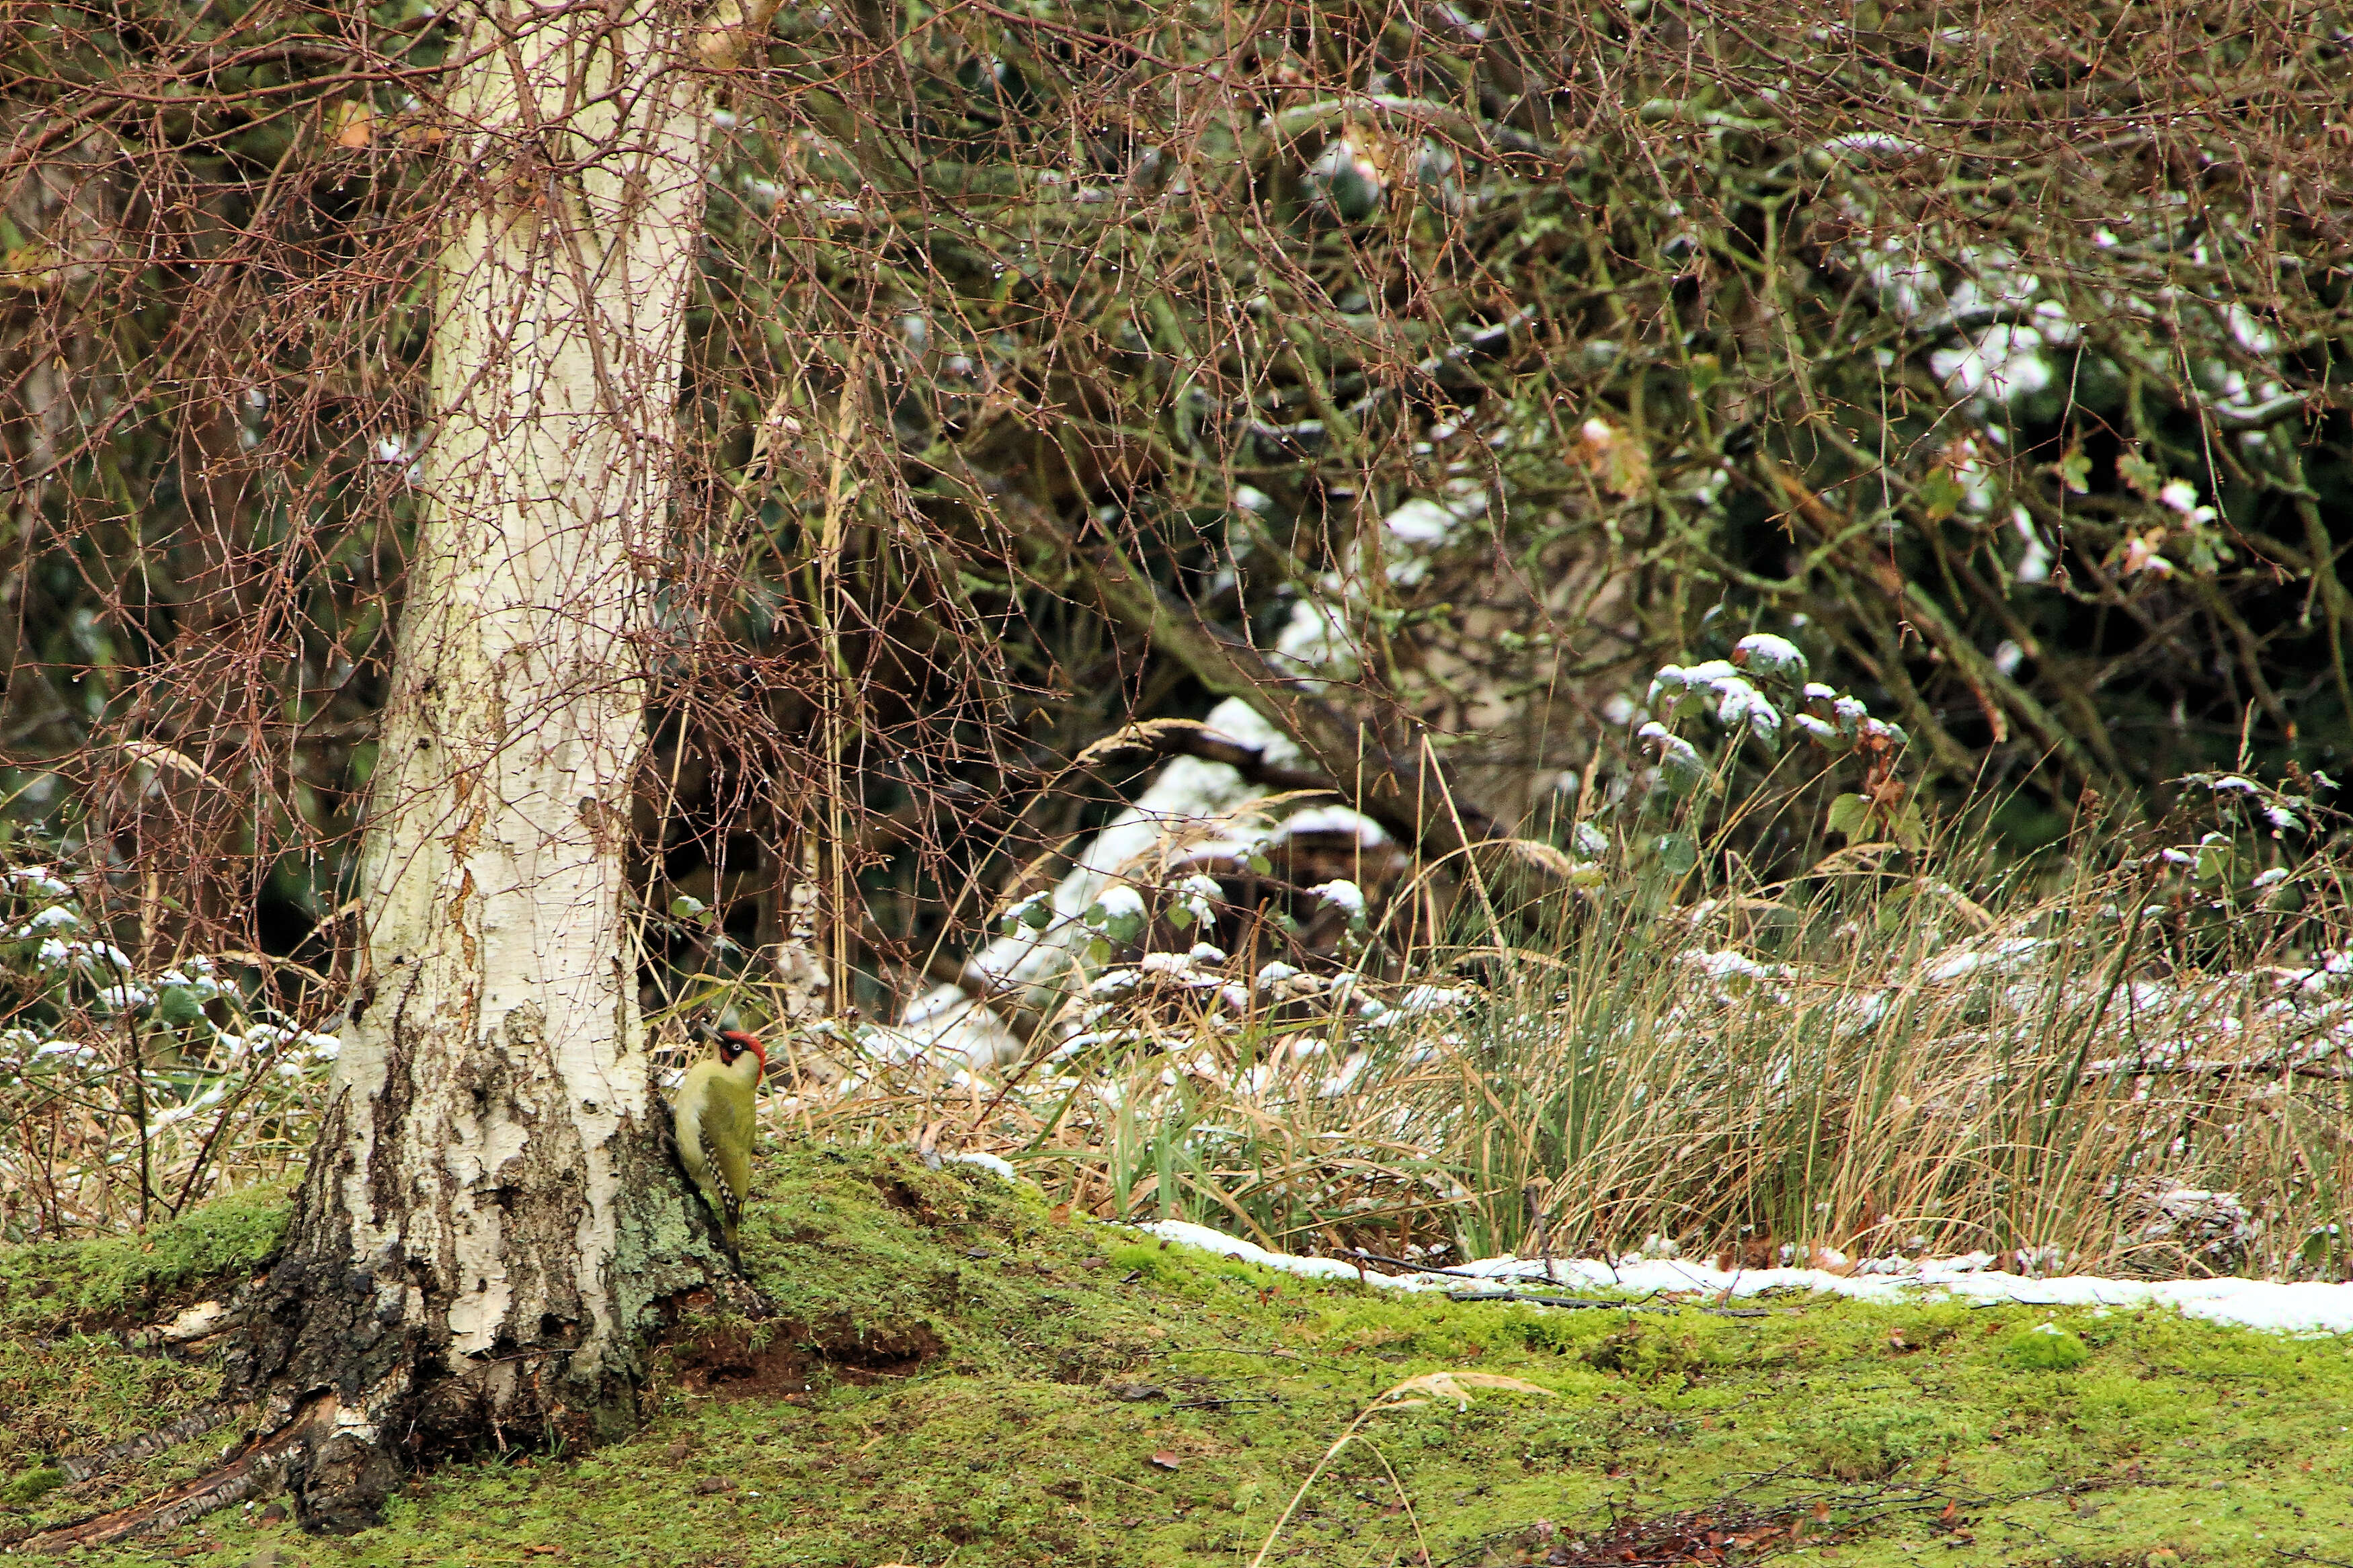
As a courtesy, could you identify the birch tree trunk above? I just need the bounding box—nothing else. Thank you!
[225,0,719,1530]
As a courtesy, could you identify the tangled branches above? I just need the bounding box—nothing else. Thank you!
[0,0,2346,1122]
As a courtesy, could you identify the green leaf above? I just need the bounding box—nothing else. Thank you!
[2193,834,2231,884]
[1917,467,1966,523]
[670,893,711,925]
[1086,897,1146,945]
[2117,449,2163,499]
[1653,833,1699,875]
[2057,444,2091,495]
[155,985,208,1028]
[1825,793,1870,839]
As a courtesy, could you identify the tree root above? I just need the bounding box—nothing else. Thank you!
[18,1456,275,1554]
[57,1402,237,1484]
[12,1400,319,1555]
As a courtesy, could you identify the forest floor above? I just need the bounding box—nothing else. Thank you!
[3,1150,2350,1568]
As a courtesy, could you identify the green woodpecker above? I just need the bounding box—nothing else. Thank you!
[675,1024,764,1255]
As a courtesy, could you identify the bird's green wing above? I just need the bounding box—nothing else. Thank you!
[705,1081,754,1206]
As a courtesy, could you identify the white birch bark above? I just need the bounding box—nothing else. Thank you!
[233,0,718,1528]
[346,0,703,1362]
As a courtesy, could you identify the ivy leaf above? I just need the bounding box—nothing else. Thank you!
[155,985,208,1028]
[1652,833,1699,875]
[1639,723,1711,798]
[1084,890,1146,945]
[2117,449,2163,499]
[1000,893,1053,935]
[2192,833,2231,884]
[2056,444,2091,495]
[1826,792,1871,839]
[1917,467,1966,523]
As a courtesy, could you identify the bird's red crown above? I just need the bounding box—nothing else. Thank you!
[718,1028,766,1070]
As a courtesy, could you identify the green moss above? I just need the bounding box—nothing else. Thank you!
[1107,1240,1176,1280]
[0,1326,230,1534]
[0,1178,292,1333]
[9,1149,2353,1566]
[1578,1319,1709,1383]
[1797,1405,1972,1481]
[2005,1321,2093,1371]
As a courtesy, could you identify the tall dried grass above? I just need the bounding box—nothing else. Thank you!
[789,816,2353,1282]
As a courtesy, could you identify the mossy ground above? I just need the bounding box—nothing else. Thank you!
[3,1149,2349,1566]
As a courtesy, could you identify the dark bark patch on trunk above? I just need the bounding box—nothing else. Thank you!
[226,1091,420,1410]
[218,1090,428,1532]
[215,1084,707,1535]
[366,977,420,1226]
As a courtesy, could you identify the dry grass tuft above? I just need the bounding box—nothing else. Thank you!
[784,822,2353,1282]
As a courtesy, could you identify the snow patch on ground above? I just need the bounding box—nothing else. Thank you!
[940,1149,1021,1183]
[1140,1221,2353,1335]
